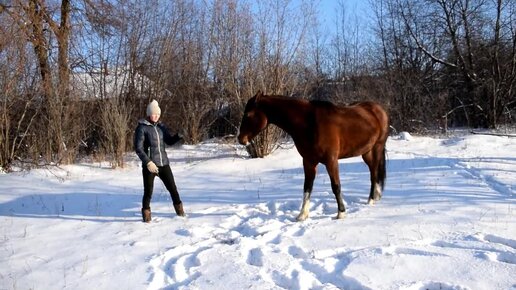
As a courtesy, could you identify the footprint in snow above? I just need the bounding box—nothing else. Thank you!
[247,247,264,267]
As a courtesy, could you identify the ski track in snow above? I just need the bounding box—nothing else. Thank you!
[453,159,516,197]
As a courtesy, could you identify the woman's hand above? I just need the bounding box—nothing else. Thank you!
[147,161,159,174]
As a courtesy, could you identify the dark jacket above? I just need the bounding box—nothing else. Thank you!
[134,119,181,167]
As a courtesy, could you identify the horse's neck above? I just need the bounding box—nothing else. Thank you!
[262,97,309,136]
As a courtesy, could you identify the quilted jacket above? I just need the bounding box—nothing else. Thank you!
[134,119,181,167]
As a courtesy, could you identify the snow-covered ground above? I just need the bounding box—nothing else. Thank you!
[1,133,515,290]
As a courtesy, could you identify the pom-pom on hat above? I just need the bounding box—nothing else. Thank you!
[146,99,161,116]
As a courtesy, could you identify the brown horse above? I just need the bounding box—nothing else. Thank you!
[238,91,389,221]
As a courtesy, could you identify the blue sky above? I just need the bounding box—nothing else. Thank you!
[316,0,371,31]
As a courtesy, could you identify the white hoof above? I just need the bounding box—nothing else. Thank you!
[368,198,375,205]
[336,211,346,219]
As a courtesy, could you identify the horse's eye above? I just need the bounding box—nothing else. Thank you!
[246,112,254,118]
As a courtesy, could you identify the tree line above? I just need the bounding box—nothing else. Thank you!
[0,0,514,171]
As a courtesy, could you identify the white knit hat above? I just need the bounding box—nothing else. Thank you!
[146,100,161,116]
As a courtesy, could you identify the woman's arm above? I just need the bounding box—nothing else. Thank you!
[160,124,182,145]
[134,125,151,164]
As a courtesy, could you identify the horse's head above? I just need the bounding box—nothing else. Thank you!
[238,91,268,146]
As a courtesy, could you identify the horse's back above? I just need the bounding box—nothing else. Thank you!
[311,101,388,159]
[351,101,389,138]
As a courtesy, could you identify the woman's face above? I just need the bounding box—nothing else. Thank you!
[149,114,160,123]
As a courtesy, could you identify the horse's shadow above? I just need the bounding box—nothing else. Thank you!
[256,155,515,210]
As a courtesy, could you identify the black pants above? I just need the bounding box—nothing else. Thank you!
[142,164,182,209]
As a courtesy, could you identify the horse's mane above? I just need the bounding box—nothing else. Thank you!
[263,94,337,109]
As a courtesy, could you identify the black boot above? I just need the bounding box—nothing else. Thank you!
[141,208,151,223]
[173,203,185,217]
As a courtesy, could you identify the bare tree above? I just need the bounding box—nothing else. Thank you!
[0,17,40,170]
[1,0,85,169]
[370,0,440,132]
[6,0,513,170]
[396,0,516,129]
[75,0,160,167]
[241,0,314,157]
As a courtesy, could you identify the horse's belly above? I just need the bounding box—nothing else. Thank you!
[338,140,375,158]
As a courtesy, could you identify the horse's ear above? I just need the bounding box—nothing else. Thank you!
[255,90,263,102]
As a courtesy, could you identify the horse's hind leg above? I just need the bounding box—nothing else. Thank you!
[362,148,383,205]
[325,159,346,219]
[297,159,317,221]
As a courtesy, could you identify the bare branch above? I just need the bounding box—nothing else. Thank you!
[398,0,458,68]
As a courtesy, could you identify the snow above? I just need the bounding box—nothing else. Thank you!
[398,131,413,141]
[1,134,515,290]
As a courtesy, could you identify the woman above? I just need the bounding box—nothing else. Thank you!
[134,99,185,222]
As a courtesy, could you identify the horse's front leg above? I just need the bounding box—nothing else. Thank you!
[297,159,317,221]
[326,159,346,219]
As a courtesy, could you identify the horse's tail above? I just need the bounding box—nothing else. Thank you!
[378,146,387,190]
[369,101,388,190]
